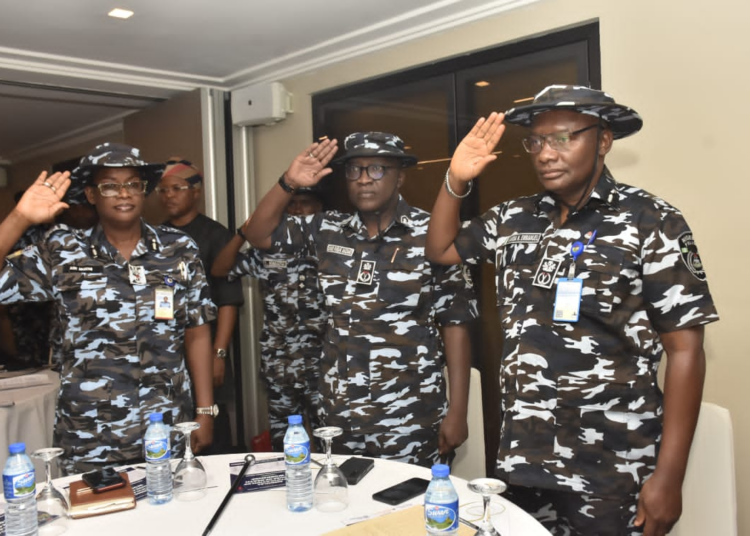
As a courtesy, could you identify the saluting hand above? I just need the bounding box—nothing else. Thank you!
[449,112,506,183]
[284,138,338,189]
[15,171,71,225]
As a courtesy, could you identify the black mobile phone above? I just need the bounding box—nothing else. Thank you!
[372,477,430,505]
[338,457,375,485]
[81,467,126,493]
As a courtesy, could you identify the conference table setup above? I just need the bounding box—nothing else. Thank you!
[1,452,551,536]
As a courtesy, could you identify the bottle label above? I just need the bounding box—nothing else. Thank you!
[425,500,459,533]
[145,438,170,461]
[3,471,36,500]
[284,440,310,465]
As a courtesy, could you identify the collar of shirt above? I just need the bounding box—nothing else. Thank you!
[340,196,417,237]
[87,219,164,261]
[534,167,621,218]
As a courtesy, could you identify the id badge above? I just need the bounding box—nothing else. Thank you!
[553,278,583,322]
[154,286,174,320]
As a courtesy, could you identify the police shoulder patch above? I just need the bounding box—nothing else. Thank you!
[678,232,706,281]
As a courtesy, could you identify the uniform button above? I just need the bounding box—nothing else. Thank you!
[300,275,306,281]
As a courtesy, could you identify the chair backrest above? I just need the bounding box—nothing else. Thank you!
[670,401,737,536]
[445,367,485,480]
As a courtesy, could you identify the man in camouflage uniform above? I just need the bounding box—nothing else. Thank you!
[0,143,217,474]
[426,86,719,535]
[213,189,325,451]
[244,133,478,467]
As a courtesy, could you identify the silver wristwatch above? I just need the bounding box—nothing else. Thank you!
[214,348,227,360]
[195,404,219,418]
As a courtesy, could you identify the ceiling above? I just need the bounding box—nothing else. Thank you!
[0,0,538,164]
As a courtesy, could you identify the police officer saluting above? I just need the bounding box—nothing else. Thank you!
[0,143,217,474]
[426,86,719,535]
[244,133,478,467]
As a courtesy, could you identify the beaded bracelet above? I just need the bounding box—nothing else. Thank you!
[444,169,472,199]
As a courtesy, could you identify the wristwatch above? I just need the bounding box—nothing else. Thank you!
[195,404,220,418]
[215,348,227,360]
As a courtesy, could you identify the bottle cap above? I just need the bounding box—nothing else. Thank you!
[8,442,26,454]
[149,412,164,423]
[288,414,303,425]
[431,464,450,478]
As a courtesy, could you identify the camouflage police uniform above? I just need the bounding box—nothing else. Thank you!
[0,221,216,474]
[3,225,53,368]
[455,169,719,533]
[227,247,326,450]
[269,196,478,467]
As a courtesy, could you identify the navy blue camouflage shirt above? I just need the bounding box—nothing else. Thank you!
[270,196,479,435]
[455,169,719,498]
[0,221,216,472]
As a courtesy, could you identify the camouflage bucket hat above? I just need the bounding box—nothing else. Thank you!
[332,132,418,167]
[504,85,643,139]
[67,143,165,203]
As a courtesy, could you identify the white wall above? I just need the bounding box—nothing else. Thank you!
[250,0,749,532]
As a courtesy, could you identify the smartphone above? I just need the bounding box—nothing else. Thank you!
[372,477,430,505]
[338,457,375,485]
[81,467,126,493]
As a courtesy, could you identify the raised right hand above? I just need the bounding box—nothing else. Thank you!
[15,171,71,225]
[284,138,338,189]
[449,112,506,183]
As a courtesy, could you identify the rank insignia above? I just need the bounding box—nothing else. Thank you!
[356,259,376,285]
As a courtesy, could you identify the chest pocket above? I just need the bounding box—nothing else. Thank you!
[495,243,543,309]
[576,245,627,316]
[317,253,354,309]
[145,271,188,326]
[57,272,115,333]
[377,256,426,311]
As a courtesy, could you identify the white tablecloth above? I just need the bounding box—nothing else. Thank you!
[0,369,59,476]
[35,453,550,535]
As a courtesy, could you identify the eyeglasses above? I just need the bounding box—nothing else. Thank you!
[522,124,601,154]
[344,164,399,182]
[94,181,147,197]
[154,185,194,195]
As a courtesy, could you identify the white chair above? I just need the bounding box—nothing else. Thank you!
[670,402,737,536]
[445,367,486,481]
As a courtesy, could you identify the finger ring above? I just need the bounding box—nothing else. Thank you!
[50,185,57,193]
[308,152,315,159]
[43,181,53,188]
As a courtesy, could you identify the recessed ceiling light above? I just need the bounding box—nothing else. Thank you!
[475,81,490,87]
[108,8,134,19]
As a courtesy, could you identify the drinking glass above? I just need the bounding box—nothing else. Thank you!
[31,447,69,536]
[172,421,207,501]
[312,426,348,512]
[466,478,507,535]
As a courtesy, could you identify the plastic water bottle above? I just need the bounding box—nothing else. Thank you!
[283,414,312,512]
[424,464,459,535]
[2,442,38,536]
[144,412,172,504]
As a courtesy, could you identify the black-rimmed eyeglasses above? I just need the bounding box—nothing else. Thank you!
[522,124,601,154]
[344,164,399,181]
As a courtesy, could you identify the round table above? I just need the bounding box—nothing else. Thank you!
[32,453,550,535]
[0,369,59,476]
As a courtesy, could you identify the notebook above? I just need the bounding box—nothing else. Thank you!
[69,471,137,519]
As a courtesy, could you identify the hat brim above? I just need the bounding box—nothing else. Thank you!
[332,148,418,167]
[69,163,165,200]
[504,102,643,139]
